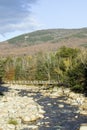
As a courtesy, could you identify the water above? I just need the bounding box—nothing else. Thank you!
[18,89,87,130]
[0,85,87,130]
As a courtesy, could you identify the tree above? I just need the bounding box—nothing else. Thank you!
[56,46,79,58]
[4,57,15,81]
[0,59,5,83]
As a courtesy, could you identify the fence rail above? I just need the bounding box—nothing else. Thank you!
[4,80,59,85]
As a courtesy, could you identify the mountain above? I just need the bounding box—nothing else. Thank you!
[0,28,87,56]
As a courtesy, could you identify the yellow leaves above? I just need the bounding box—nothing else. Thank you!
[5,67,15,81]
[54,68,63,76]
[27,56,32,60]
[63,58,72,70]
[54,58,72,76]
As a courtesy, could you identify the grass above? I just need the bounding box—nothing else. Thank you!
[8,118,18,125]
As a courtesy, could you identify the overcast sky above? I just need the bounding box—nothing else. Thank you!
[0,0,87,41]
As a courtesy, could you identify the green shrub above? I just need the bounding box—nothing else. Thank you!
[56,46,79,58]
[8,118,18,125]
[71,84,84,92]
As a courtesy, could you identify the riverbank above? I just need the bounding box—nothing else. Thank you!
[0,84,87,130]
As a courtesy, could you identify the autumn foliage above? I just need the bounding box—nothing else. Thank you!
[0,46,87,94]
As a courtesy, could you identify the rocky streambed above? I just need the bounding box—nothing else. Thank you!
[0,84,87,130]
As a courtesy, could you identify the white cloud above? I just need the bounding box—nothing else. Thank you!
[0,0,39,34]
[0,15,45,41]
[0,15,44,33]
[13,15,43,30]
[0,0,45,41]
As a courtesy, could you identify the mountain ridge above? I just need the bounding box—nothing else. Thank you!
[0,28,87,56]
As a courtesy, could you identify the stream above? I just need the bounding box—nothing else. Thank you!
[18,88,87,130]
[0,84,87,130]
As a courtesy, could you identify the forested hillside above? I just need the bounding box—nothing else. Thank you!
[0,28,87,56]
[7,28,87,46]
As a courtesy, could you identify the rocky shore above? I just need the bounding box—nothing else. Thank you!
[0,84,87,130]
[0,84,44,130]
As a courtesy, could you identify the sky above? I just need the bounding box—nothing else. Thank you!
[0,0,87,41]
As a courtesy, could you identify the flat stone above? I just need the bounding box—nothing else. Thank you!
[80,111,87,115]
[0,102,5,107]
[52,87,58,92]
[39,109,45,114]
[79,123,87,130]
[28,125,38,129]
[81,104,87,111]
[30,115,39,121]
[39,114,44,118]
[21,116,31,124]
[7,124,15,129]
[47,103,51,106]
[21,114,40,124]
[22,125,38,130]
[58,104,64,108]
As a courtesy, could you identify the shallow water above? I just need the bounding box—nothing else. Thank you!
[18,89,87,130]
